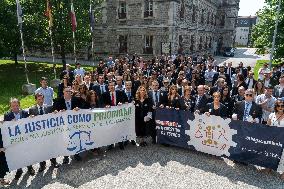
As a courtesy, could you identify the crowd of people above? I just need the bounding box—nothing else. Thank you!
[1,54,284,186]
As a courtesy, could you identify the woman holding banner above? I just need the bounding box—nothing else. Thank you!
[267,99,284,179]
[205,92,228,118]
[135,86,153,147]
[166,85,186,110]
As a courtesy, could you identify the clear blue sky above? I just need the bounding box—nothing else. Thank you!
[238,0,266,16]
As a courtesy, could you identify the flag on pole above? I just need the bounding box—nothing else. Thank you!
[45,0,53,28]
[89,3,95,32]
[16,0,23,28]
[70,2,77,32]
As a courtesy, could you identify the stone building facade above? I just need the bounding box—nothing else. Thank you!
[94,0,240,57]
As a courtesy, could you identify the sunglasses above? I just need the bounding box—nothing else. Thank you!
[245,94,253,97]
[276,104,284,108]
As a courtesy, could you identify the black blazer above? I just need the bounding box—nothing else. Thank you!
[102,90,128,106]
[212,72,231,87]
[29,105,53,116]
[205,102,228,118]
[124,89,135,103]
[166,96,186,110]
[92,84,108,97]
[53,97,82,111]
[233,101,262,121]
[194,95,212,114]
[225,67,235,78]
[148,90,168,107]
[4,110,29,121]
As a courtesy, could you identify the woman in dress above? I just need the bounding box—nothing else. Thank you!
[182,86,195,112]
[134,86,153,147]
[266,99,284,179]
[205,92,228,118]
[166,85,186,110]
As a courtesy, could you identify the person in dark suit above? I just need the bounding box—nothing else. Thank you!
[148,80,168,143]
[3,98,35,180]
[225,62,235,79]
[28,93,59,172]
[232,89,262,122]
[124,81,135,103]
[102,80,128,150]
[0,130,9,186]
[92,74,108,98]
[205,92,228,118]
[60,64,74,84]
[212,65,231,87]
[232,73,248,96]
[245,71,257,89]
[194,85,212,114]
[210,78,226,95]
[220,86,234,117]
[53,87,83,164]
[165,85,186,110]
[58,76,72,98]
[274,75,284,98]
[238,62,248,78]
[84,75,94,91]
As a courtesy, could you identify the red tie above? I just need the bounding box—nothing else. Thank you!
[111,92,115,106]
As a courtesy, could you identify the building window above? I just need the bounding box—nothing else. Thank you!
[118,2,127,19]
[144,0,153,18]
[119,35,127,53]
[199,36,203,50]
[220,15,225,27]
[190,35,195,51]
[207,12,210,25]
[180,0,185,20]
[143,35,153,54]
[192,5,196,23]
[201,9,204,24]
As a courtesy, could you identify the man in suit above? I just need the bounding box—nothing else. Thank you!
[3,98,35,180]
[274,74,284,98]
[102,80,128,150]
[212,65,231,87]
[124,81,135,103]
[225,62,235,79]
[233,89,262,122]
[92,74,108,98]
[148,80,168,144]
[84,75,94,91]
[245,71,257,89]
[210,78,225,95]
[53,87,82,164]
[194,85,212,114]
[29,93,59,172]
[238,62,248,78]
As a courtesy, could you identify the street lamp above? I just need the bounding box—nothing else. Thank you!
[269,0,282,68]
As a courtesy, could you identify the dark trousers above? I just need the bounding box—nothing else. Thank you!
[40,158,57,167]
[0,153,8,179]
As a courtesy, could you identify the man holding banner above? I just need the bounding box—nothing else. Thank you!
[3,98,35,180]
[29,93,59,172]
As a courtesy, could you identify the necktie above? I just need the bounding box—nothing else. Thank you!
[244,102,250,121]
[127,92,131,101]
[101,86,104,94]
[67,102,71,110]
[39,107,44,115]
[196,96,200,106]
[155,91,159,106]
[111,92,115,106]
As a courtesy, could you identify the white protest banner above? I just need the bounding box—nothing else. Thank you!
[1,103,135,171]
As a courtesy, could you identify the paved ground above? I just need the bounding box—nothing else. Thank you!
[215,48,269,67]
[3,139,284,189]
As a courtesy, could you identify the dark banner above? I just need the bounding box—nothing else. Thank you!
[155,108,284,171]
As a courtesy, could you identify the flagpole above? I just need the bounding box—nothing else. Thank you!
[90,0,95,73]
[72,31,77,64]
[20,28,30,84]
[49,29,57,79]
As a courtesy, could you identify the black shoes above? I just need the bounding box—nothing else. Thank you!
[63,156,70,164]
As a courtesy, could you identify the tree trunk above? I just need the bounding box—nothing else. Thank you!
[14,51,18,64]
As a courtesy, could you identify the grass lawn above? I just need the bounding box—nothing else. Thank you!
[0,59,94,115]
[253,60,279,80]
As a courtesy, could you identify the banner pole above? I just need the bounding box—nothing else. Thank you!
[49,29,57,79]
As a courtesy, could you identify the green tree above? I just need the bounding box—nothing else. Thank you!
[0,0,104,68]
[252,0,284,60]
